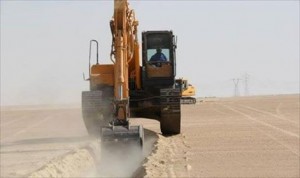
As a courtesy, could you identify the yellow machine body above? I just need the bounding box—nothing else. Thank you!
[176,78,197,104]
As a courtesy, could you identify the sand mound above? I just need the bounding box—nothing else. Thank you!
[142,134,191,178]
[28,142,100,178]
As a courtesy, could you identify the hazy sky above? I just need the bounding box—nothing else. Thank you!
[1,0,299,105]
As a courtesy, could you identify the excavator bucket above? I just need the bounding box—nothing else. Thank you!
[99,125,144,177]
[101,125,144,147]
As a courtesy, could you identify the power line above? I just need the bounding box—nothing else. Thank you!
[244,73,250,96]
[232,78,241,97]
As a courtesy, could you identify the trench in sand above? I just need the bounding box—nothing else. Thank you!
[27,129,158,177]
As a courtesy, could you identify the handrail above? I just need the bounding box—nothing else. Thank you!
[89,40,99,76]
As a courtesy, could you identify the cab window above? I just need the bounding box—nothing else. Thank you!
[147,48,170,62]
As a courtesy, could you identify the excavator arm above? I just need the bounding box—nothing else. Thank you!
[109,0,141,123]
[82,0,143,146]
[101,0,143,144]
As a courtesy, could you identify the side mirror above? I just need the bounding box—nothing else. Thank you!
[83,73,89,81]
[173,36,178,49]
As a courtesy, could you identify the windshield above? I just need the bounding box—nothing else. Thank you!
[147,48,170,62]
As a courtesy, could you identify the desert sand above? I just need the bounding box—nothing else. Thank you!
[0,106,97,177]
[142,94,299,177]
[1,94,299,177]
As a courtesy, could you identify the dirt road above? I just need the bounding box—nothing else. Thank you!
[143,94,299,177]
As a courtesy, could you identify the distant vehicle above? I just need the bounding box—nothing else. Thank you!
[176,78,197,104]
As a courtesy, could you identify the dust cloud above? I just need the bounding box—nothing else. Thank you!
[98,141,144,177]
[83,128,158,177]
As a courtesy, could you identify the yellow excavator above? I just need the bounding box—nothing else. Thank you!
[176,78,197,104]
[82,0,181,146]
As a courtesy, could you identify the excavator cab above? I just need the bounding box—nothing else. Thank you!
[135,31,181,135]
[142,31,177,89]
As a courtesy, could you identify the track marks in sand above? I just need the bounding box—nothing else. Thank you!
[220,104,299,156]
[143,134,192,178]
[1,116,27,127]
[220,104,299,138]
[239,104,298,126]
[1,116,51,143]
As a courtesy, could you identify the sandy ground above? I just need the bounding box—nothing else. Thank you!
[0,105,96,177]
[1,94,299,177]
[142,94,300,177]
[0,105,157,177]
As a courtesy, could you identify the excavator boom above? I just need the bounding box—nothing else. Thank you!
[82,0,143,146]
[101,0,143,144]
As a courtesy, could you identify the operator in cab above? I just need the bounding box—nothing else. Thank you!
[150,48,167,62]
